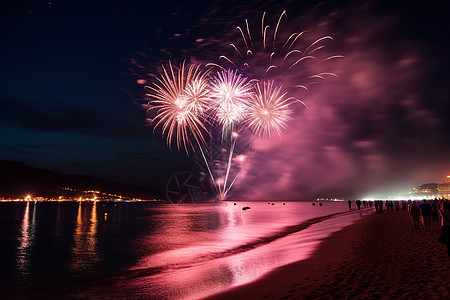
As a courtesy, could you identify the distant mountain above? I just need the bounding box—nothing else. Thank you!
[0,160,159,199]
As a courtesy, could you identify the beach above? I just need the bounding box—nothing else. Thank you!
[206,210,450,299]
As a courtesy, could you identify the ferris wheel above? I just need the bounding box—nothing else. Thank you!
[165,172,203,203]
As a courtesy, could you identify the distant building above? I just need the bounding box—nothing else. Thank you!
[438,176,450,199]
[410,183,438,199]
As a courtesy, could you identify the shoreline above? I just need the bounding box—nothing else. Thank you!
[205,210,450,299]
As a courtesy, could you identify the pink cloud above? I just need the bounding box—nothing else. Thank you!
[224,3,449,200]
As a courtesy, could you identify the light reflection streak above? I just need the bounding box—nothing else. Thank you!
[16,202,32,275]
[69,201,99,272]
[89,200,98,236]
[70,201,84,271]
[55,203,61,237]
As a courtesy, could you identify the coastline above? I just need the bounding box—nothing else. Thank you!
[205,210,450,299]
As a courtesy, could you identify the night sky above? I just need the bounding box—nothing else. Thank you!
[1,0,450,200]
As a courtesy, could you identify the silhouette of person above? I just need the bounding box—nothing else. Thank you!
[440,201,450,259]
[348,200,352,210]
[431,200,439,224]
[409,201,421,229]
[402,200,408,211]
[419,199,432,231]
[356,200,361,210]
[386,201,392,213]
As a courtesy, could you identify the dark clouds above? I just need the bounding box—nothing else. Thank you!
[0,96,152,138]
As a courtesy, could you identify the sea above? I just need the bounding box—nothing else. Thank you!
[0,201,372,299]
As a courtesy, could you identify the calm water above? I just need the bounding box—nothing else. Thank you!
[0,201,372,299]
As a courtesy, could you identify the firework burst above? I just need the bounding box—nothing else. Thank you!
[245,81,294,137]
[208,69,252,137]
[146,61,210,153]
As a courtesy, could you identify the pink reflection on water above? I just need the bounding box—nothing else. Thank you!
[113,202,371,300]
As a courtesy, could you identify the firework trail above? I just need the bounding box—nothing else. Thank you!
[207,11,342,91]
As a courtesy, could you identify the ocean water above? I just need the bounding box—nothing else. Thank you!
[0,201,372,299]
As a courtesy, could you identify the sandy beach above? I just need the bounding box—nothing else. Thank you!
[206,209,450,299]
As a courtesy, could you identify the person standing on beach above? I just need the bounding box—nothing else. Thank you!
[388,201,394,213]
[410,201,421,229]
[431,200,439,224]
[402,200,408,211]
[348,200,352,210]
[419,200,432,231]
[440,202,450,259]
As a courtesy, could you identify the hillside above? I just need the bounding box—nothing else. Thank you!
[0,160,158,199]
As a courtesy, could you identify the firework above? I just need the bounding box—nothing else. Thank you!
[245,81,294,137]
[208,69,252,137]
[146,61,210,153]
[208,11,341,89]
[143,11,339,200]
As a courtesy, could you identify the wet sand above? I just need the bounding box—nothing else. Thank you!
[206,210,450,299]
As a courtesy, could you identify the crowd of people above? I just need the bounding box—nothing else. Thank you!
[347,198,450,259]
[347,199,372,210]
[409,199,450,259]
[365,199,450,259]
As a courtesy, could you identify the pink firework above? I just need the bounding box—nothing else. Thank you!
[245,81,294,137]
[209,69,252,136]
[146,61,210,153]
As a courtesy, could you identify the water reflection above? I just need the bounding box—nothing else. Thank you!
[55,203,61,237]
[16,202,35,276]
[221,205,255,288]
[89,200,98,241]
[122,203,371,300]
[5,202,371,299]
[69,201,99,273]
